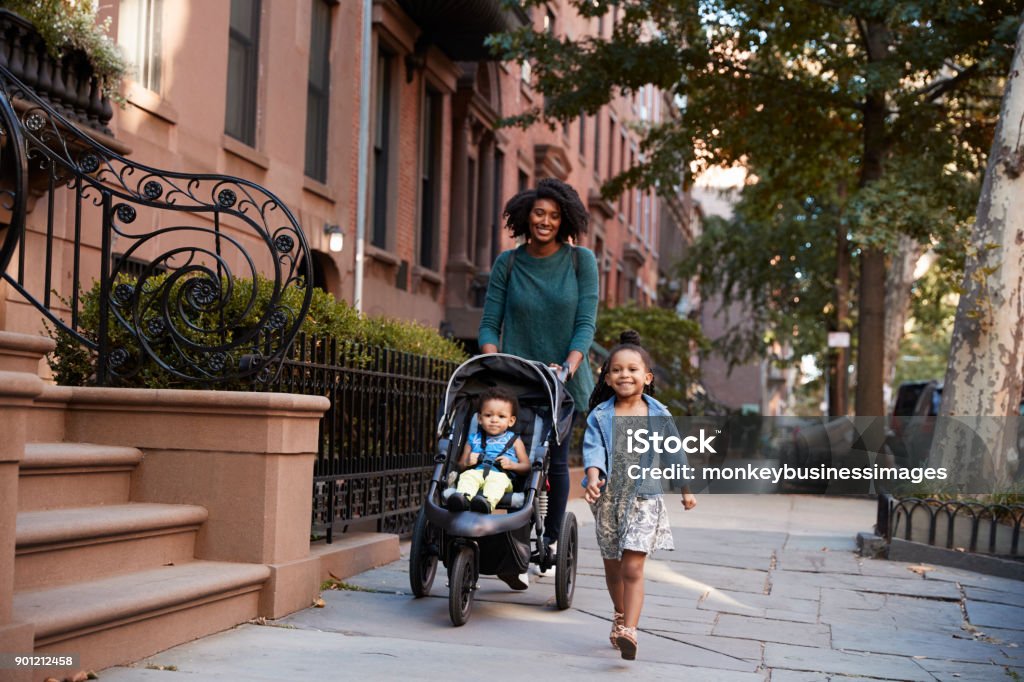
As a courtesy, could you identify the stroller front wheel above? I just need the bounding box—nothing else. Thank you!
[449,545,476,626]
[555,512,578,610]
[409,508,438,598]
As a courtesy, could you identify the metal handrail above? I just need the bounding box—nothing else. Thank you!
[0,65,312,385]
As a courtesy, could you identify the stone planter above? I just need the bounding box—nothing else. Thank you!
[0,9,114,135]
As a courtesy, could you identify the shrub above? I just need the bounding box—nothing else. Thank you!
[46,274,467,388]
[1,0,129,99]
[594,304,715,415]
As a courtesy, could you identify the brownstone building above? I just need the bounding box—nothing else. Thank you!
[0,0,695,350]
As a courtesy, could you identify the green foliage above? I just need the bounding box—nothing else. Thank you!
[594,303,712,414]
[492,0,1019,400]
[1,0,129,99]
[46,274,467,389]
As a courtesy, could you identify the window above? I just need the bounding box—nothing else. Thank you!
[119,0,163,92]
[544,9,556,35]
[371,47,395,249]
[578,110,586,159]
[419,87,443,269]
[518,169,529,193]
[225,0,261,145]
[305,0,332,182]
[619,129,627,214]
[592,111,601,176]
[607,114,615,178]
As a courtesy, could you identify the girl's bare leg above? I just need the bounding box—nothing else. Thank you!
[603,558,624,614]
[620,550,647,628]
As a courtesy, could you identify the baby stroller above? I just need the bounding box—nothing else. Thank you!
[409,353,579,626]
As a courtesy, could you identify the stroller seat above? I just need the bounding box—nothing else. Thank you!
[455,405,549,512]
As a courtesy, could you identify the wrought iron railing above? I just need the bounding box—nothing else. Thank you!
[878,494,1024,556]
[268,333,458,541]
[0,64,312,385]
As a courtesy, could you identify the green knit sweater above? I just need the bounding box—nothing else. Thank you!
[478,244,599,411]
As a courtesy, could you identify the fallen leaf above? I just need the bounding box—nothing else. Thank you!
[248,616,268,626]
[313,597,326,608]
[907,564,935,575]
[70,673,89,682]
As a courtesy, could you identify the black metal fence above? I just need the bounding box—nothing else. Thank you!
[878,494,1024,556]
[269,333,459,541]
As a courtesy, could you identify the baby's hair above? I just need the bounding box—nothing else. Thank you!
[501,177,589,242]
[478,386,519,417]
[588,330,656,411]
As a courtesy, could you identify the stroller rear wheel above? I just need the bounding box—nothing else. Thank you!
[449,545,476,626]
[409,508,438,597]
[555,512,577,610]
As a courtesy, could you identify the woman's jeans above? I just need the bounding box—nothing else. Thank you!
[544,432,570,544]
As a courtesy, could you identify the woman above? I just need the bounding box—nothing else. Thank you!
[479,177,599,579]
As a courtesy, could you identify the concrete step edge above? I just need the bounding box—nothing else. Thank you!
[16,503,208,549]
[15,561,270,640]
[22,442,143,470]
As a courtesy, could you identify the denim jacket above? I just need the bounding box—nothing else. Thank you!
[581,393,685,488]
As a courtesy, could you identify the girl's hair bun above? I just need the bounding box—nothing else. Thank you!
[619,329,641,346]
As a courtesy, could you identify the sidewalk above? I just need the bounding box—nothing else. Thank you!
[101,495,1023,681]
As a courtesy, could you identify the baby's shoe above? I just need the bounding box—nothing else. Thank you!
[446,492,470,511]
[469,495,491,513]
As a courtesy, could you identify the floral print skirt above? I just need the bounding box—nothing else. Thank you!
[590,494,674,561]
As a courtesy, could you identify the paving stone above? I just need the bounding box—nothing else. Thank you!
[774,549,863,575]
[927,567,1024,594]
[819,590,965,634]
[977,626,1024,646]
[964,586,1024,609]
[914,657,1024,682]
[966,601,1024,631]
[830,622,1012,664]
[647,631,764,661]
[699,590,819,624]
[764,643,935,681]
[107,622,767,682]
[648,560,771,595]
[662,549,775,571]
[857,557,942,579]
[783,534,858,551]
[771,569,962,600]
[713,614,831,647]
[641,617,715,636]
[769,672,903,682]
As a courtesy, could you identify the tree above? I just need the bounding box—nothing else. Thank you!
[492,0,1020,416]
[934,19,1024,491]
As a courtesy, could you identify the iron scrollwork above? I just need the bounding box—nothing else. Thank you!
[0,64,313,385]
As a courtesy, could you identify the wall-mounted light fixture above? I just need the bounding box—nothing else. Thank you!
[325,223,344,253]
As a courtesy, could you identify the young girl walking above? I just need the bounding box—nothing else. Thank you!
[582,330,697,660]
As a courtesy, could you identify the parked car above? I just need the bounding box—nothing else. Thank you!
[886,380,1024,470]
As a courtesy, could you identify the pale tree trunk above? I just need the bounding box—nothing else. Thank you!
[935,20,1024,493]
[882,235,922,406]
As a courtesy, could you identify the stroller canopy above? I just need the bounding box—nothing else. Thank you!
[439,353,575,445]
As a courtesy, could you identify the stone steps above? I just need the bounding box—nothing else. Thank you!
[18,442,142,511]
[15,503,207,590]
[14,561,270,677]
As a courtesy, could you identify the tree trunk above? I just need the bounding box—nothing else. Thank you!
[935,21,1024,492]
[855,20,891,420]
[882,234,922,404]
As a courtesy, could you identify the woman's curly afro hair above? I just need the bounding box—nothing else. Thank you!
[502,177,589,242]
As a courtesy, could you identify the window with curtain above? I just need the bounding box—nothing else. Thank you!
[225,0,261,145]
[118,0,163,92]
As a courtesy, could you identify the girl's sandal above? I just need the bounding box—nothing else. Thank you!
[612,625,638,660]
[609,611,625,649]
